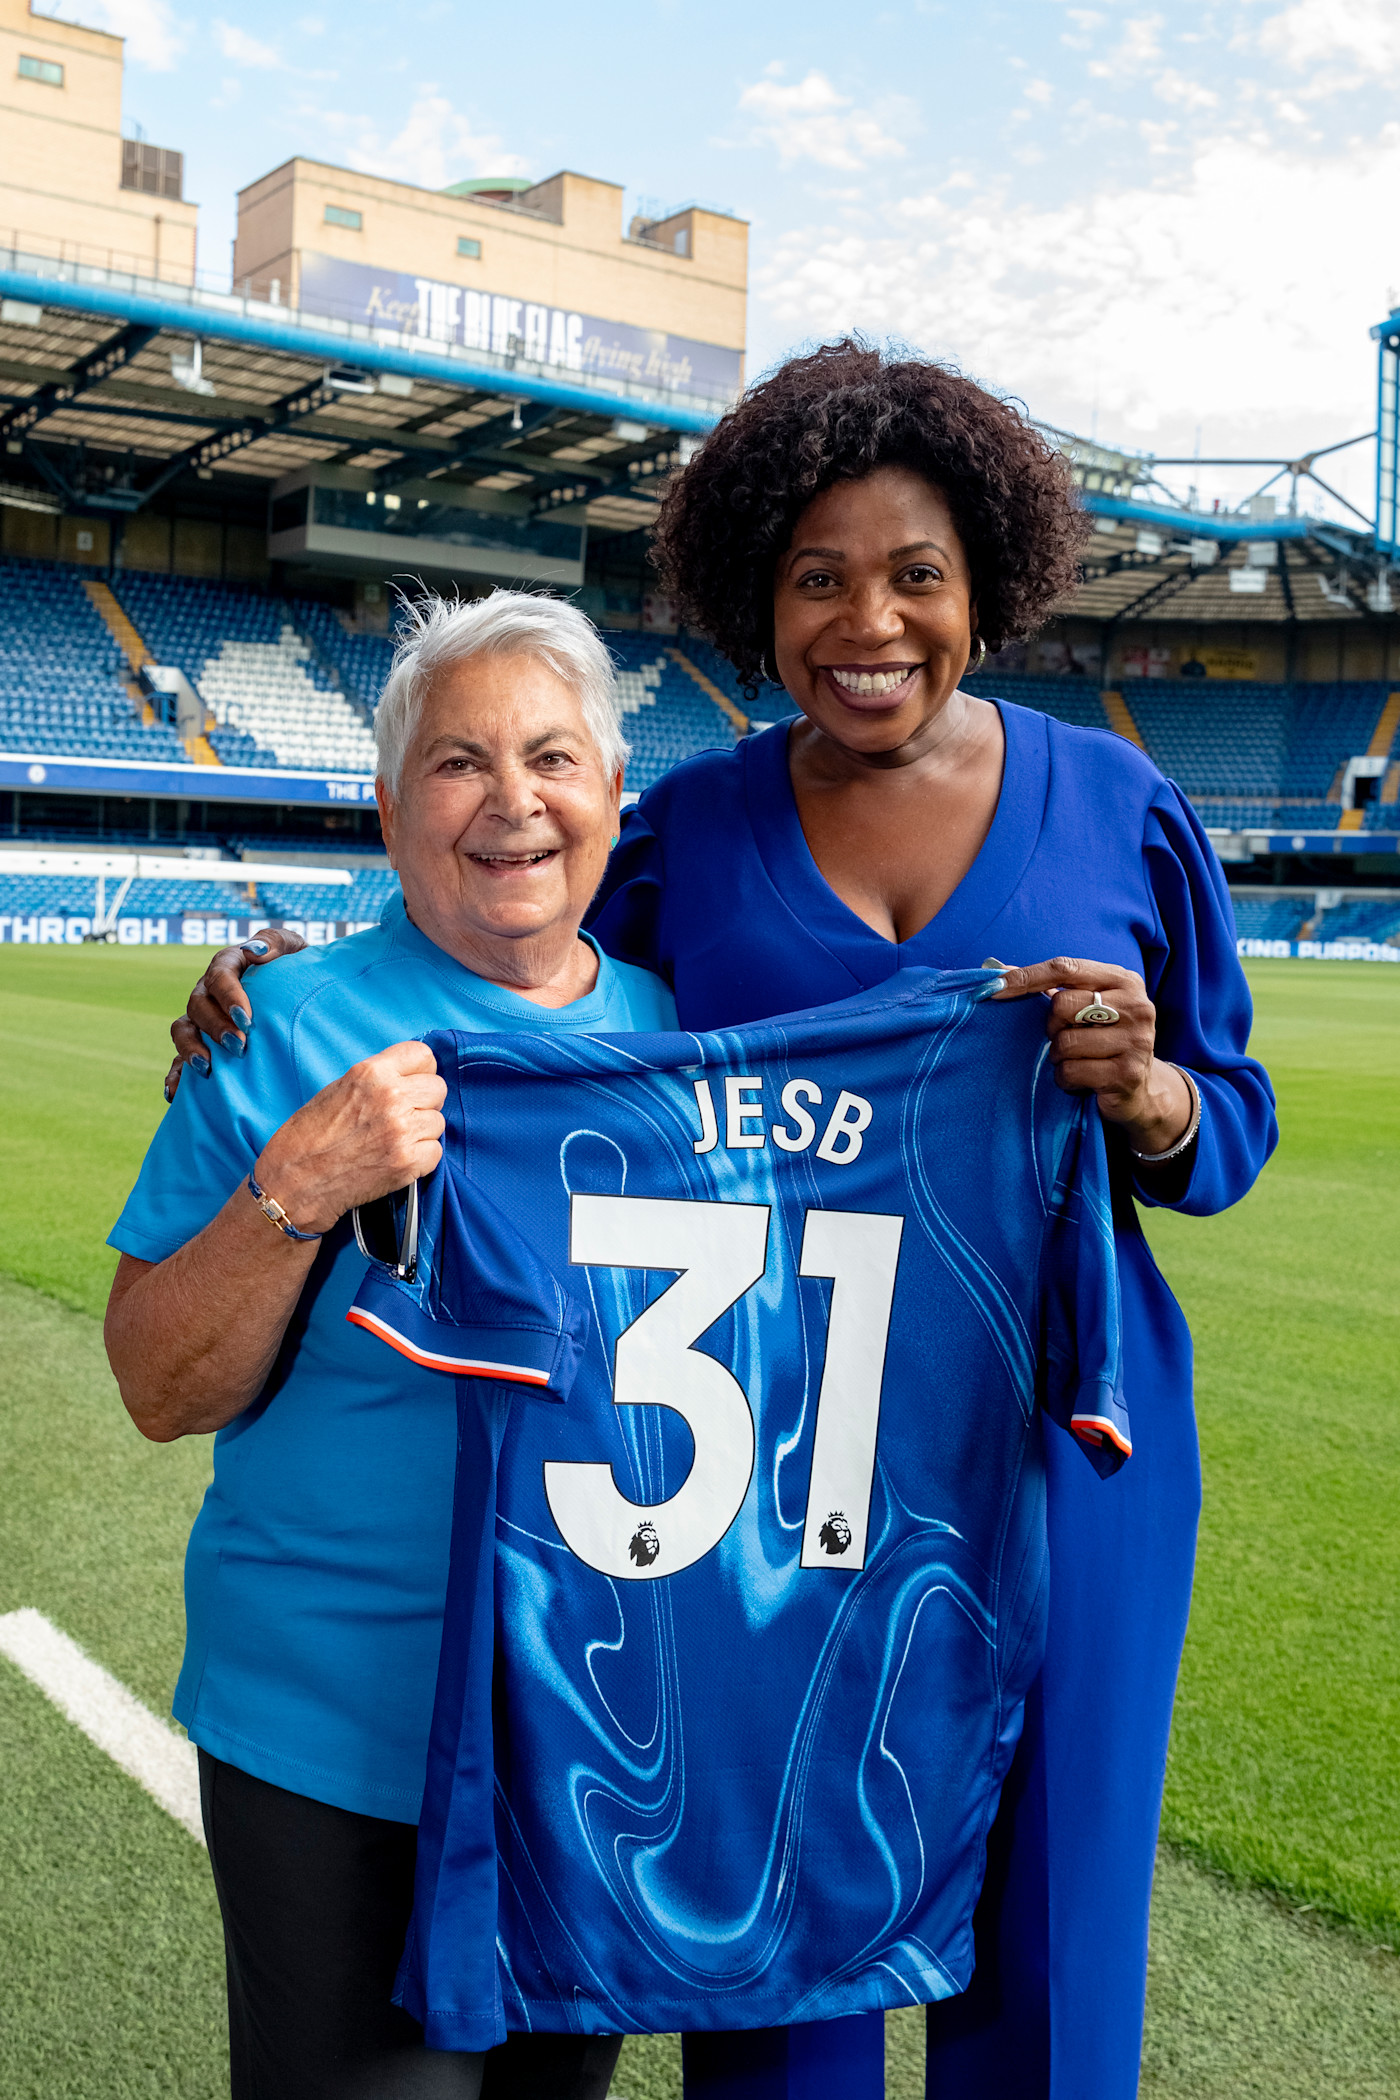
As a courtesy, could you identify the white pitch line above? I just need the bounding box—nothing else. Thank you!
[0,1608,204,1845]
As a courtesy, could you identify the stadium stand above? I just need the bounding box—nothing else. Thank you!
[1231,895,1310,940]
[111,575,377,773]
[256,866,401,923]
[963,672,1114,733]
[0,559,186,763]
[670,636,755,718]
[1109,680,1396,801]
[1311,896,1400,942]
[1281,684,1392,798]
[1191,801,1278,830]
[0,873,250,921]
[294,602,396,722]
[601,631,737,790]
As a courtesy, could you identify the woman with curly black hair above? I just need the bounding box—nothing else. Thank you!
[585,341,1276,2099]
[169,341,1275,2100]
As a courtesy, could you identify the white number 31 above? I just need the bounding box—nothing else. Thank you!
[543,1195,904,1582]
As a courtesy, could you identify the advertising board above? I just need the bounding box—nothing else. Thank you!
[298,254,743,404]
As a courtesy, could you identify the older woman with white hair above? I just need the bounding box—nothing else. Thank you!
[104,592,673,2100]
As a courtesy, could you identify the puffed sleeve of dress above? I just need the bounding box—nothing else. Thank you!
[1133,781,1278,1217]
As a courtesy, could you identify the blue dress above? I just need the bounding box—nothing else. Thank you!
[588,701,1277,2100]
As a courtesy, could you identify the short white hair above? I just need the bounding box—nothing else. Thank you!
[373,590,629,791]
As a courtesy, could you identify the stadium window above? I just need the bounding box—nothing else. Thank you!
[325,204,363,231]
[457,237,482,260]
[18,54,64,86]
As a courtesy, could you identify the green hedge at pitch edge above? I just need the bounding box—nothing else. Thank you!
[1147,961,1400,1944]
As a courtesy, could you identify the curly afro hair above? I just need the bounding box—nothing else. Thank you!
[651,340,1087,695]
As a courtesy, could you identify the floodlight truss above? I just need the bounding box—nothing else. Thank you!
[0,321,159,446]
[138,374,341,504]
[1373,316,1400,560]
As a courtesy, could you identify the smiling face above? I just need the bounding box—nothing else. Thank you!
[771,465,977,756]
[376,649,622,987]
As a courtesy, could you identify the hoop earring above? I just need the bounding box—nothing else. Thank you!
[759,655,772,683]
[968,636,987,674]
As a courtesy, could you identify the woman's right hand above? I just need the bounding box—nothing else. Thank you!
[165,925,307,1101]
[253,1042,446,1240]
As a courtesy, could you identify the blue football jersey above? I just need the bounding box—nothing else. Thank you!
[348,968,1127,2049]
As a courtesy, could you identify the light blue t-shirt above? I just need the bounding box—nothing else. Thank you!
[109,896,677,1821]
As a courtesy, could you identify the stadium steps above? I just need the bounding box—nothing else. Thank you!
[83,581,159,723]
[665,645,750,733]
[1366,691,1400,758]
[1101,689,1146,748]
[184,730,222,766]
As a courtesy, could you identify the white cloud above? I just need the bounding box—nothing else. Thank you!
[750,129,1393,471]
[1154,69,1218,111]
[1088,13,1164,78]
[1024,78,1054,106]
[46,0,183,68]
[336,90,527,192]
[1257,0,1400,78]
[213,19,280,67]
[736,66,907,172]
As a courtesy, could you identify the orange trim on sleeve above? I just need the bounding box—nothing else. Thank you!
[1071,1413,1133,1459]
[346,1305,552,1386]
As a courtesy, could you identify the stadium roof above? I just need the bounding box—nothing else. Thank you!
[0,248,1387,599]
[0,250,706,536]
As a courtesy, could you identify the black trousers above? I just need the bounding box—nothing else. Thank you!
[199,1752,622,2100]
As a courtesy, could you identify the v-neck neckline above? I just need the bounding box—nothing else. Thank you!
[743,699,1050,977]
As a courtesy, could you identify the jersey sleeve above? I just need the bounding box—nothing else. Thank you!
[1136,783,1279,1216]
[584,796,670,980]
[347,1152,588,1403]
[1039,1099,1130,1477]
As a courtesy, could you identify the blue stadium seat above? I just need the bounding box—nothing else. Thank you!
[962,672,1114,733]
[112,575,375,774]
[1312,897,1400,944]
[0,873,250,920]
[0,558,186,763]
[257,867,400,923]
[598,630,737,791]
[1230,896,1308,940]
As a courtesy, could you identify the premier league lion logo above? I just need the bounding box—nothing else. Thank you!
[629,1522,661,1568]
[818,1510,853,1556]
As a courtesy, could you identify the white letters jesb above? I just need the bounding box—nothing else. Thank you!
[690,1077,873,1164]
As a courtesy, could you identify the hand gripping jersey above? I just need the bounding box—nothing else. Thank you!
[348,968,1128,2049]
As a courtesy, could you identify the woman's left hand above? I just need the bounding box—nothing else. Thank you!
[991,957,1194,1160]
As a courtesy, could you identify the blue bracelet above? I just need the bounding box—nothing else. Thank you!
[247,1173,322,1243]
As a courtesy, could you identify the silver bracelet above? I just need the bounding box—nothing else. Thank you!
[1130,1066,1201,1165]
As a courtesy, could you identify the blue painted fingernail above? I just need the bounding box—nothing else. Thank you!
[193,1053,211,1076]
[230,1006,251,1030]
[220,1031,243,1055]
[243,940,269,957]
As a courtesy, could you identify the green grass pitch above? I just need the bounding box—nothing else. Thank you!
[1,945,1398,2098]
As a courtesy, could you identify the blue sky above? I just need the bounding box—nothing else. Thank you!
[36,0,1400,521]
